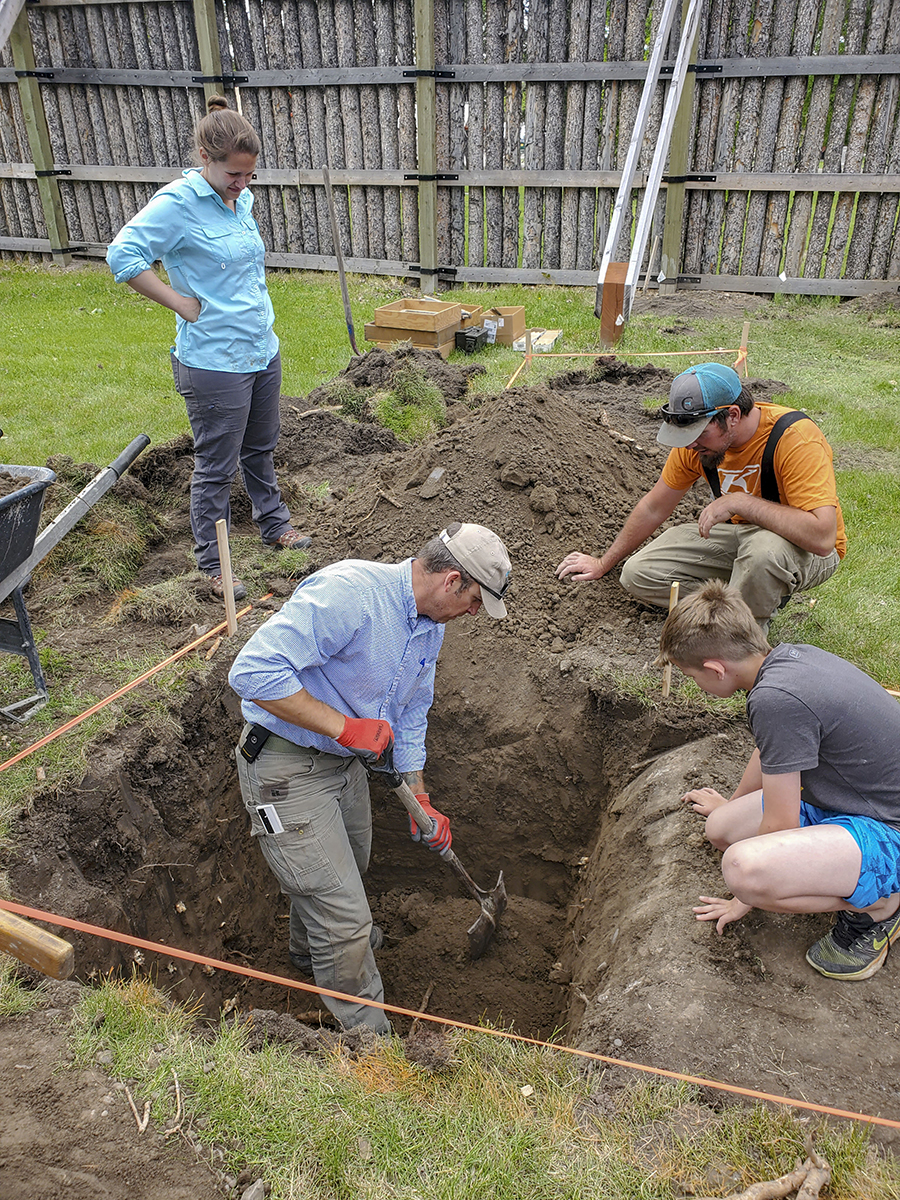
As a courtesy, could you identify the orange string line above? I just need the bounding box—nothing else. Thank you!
[2,897,897,1131]
[0,596,269,775]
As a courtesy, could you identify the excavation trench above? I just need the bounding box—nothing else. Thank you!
[7,643,718,1041]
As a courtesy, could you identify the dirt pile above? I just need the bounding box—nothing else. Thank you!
[2,345,899,1147]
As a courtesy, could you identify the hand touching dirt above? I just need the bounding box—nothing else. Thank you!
[681,787,728,815]
[693,894,752,934]
[555,552,607,582]
[680,787,727,816]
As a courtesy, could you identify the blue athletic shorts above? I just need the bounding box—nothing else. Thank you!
[799,802,900,909]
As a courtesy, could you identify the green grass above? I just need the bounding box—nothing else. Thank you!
[57,976,898,1200]
[372,361,447,442]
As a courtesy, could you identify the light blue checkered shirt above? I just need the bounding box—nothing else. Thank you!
[228,558,444,773]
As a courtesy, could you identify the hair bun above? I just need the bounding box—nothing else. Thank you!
[207,95,229,113]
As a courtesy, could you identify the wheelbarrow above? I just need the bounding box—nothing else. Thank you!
[0,435,150,722]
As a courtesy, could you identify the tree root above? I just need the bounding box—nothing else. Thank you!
[695,1134,831,1200]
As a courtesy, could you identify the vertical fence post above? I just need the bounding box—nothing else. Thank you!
[9,6,71,264]
[192,0,225,108]
[658,0,700,296]
[413,0,438,293]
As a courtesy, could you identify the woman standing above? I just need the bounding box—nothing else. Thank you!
[107,96,310,600]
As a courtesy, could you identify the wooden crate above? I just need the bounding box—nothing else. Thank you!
[372,298,462,332]
[364,322,454,347]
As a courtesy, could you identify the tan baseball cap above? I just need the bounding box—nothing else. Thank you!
[439,522,511,619]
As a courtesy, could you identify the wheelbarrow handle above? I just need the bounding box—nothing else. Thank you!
[108,434,151,479]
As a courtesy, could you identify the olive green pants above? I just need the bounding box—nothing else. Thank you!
[619,522,840,623]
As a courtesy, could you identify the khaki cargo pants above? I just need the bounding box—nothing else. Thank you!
[235,727,390,1035]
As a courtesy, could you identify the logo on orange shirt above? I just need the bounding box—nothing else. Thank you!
[719,464,761,493]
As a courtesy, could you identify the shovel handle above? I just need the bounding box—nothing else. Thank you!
[355,752,486,897]
[390,779,492,906]
[390,777,441,846]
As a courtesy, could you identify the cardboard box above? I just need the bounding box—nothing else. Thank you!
[372,298,462,333]
[482,305,526,346]
[364,321,461,347]
[512,328,562,353]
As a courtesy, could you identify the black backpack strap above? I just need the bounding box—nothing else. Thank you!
[761,411,811,503]
[702,463,721,498]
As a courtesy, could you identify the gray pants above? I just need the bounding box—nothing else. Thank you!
[620,522,841,623]
[172,352,292,575]
[235,729,390,1035]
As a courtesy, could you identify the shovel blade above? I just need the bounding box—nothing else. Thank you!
[466,871,508,959]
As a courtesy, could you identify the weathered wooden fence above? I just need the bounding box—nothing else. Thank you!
[0,0,898,295]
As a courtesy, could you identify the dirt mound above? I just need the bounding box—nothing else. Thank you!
[3,348,899,1154]
[305,345,485,406]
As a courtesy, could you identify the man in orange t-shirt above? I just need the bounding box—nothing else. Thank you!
[556,363,844,624]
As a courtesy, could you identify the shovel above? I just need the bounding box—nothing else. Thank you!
[363,753,507,958]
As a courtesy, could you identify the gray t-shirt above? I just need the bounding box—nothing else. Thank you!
[748,643,900,830]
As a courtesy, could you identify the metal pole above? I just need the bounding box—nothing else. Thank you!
[322,165,360,355]
[594,0,681,319]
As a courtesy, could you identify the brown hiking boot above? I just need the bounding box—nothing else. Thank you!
[208,573,247,601]
[267,528,312,551]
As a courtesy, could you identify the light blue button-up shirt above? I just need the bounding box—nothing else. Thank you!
[106,169,278,373]
[228,559,445,774]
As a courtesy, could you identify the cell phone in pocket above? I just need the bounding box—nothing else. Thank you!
[256,804,285,835]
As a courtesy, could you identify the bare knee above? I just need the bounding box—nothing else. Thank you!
[722,843,771,906]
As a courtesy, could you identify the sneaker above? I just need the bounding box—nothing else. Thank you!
[289,924,383,975]
[267,528,312,551]
[805,906,900,981]
[208,572,247,601]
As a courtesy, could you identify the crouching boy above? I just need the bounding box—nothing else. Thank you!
[658,580,900,981]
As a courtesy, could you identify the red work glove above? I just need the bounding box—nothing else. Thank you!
[409,794,452,854]
[336,716,394,763]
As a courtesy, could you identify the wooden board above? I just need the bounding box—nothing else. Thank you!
[364,320,461,346]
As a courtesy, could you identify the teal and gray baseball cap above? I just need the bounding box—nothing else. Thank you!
[657,363,743,448]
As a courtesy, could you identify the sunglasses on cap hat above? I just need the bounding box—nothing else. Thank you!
[439,525,511,600]
[662,408,730,427]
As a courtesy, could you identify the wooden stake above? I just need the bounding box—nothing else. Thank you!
[662,580,681,698]
[599,262,628,348]
[0,908,74,979]
[214,519,238,637]
[739,320,751,377]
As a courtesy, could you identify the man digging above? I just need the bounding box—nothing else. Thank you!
[658,580,900,981]
[228,522,512,1033]
[557,362,844,626]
